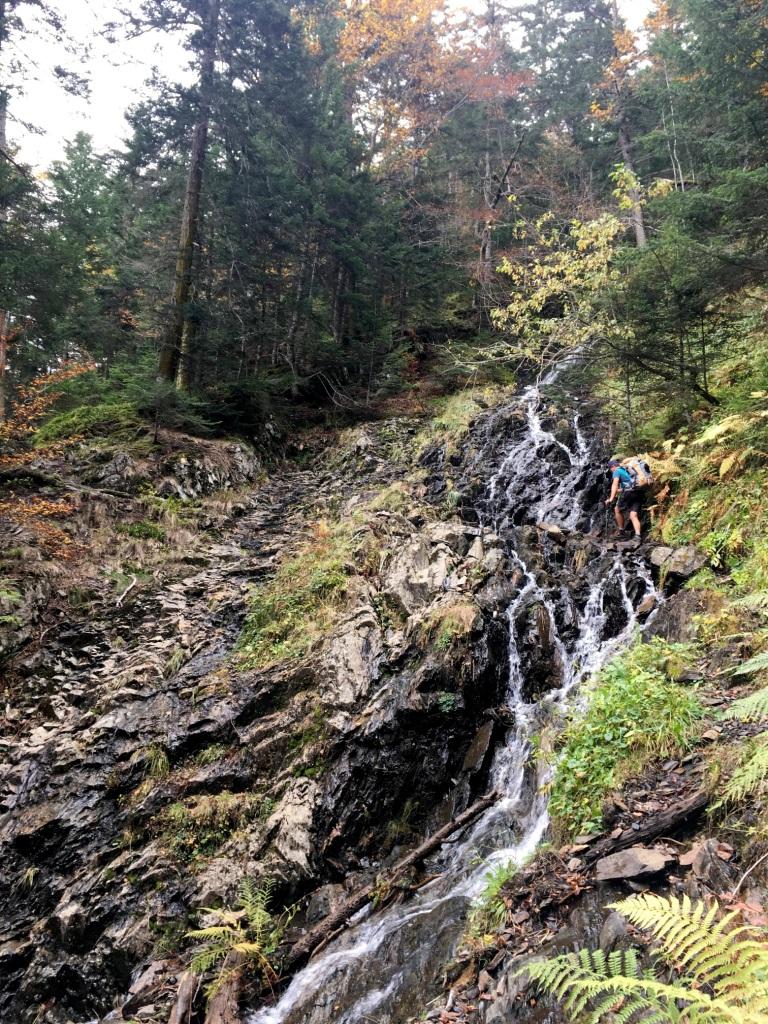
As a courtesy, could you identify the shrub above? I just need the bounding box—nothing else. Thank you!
[187,878,293,999]
[117,521,166,541]
[160,793,258,863]
[468,860,518,937]
[548,638,703,838]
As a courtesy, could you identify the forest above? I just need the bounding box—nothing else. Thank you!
[3,2,768,1024]
[2,0,766,437]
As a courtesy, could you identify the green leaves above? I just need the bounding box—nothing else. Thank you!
[548,639,703,838]
[186,877,290,1000]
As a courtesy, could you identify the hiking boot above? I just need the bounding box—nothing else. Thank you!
[628,535,641,548]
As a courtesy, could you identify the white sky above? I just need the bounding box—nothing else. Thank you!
[13,0,653,169]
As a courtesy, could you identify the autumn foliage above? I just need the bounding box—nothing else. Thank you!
[0,363,94,466]
[0,363,93,559]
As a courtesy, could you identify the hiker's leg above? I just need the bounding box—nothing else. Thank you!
[614,504,625,529]
[629,509,641,537]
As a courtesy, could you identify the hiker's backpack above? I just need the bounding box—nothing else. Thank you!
[622,456,654,488]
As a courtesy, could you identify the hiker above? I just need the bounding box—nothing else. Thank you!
[605,456,652,545]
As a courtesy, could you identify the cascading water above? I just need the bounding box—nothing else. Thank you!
[249,371,656,1024]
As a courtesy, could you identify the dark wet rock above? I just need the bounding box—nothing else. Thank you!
[462,721,494,774]
[647,590,708,643]
[599,910,630,952]
[537,521,567,543]
[305,883,347,925]
[691,838,737,892]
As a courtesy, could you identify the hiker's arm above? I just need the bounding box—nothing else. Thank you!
[605,477,619,505]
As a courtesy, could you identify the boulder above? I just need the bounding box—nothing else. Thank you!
[650,546,675,568]
[594,846,674,881]
[691,838,737,891]
[650,545,707,580]
[599,910,630,952]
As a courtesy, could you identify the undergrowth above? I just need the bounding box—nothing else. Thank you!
[467,860,518,938]
[186,877,293,1000]
[548,638,703,839]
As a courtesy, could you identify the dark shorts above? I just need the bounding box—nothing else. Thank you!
[618,488,645,515]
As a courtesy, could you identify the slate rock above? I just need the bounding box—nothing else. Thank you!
[594,846,673,881]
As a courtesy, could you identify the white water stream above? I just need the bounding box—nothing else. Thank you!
[249,373,656,1024]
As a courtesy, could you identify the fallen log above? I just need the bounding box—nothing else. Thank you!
[204,953,244,1024]
[0,465,133,500]
[167,970,199,1024]
[284,790,499,972]
[584,789,708,865]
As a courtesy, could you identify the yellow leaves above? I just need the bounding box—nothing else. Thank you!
[648,178,676,199]
[493,213,624,359]
[694,415,751,445]
[719,451,743,478]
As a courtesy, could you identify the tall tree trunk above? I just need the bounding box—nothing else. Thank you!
[0,11,8,423]
[159,0,220,384]
[617,122,647,248]
[0,308,7,425]
[331,264,346,347]
[608,0,646,249]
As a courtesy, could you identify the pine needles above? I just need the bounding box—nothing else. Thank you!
[519,894,768,1024]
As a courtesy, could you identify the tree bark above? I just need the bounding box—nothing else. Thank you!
[284,791,499,973]
[159,0,220,384]
[167,971,199,1024]
[609,0,646,249]
[204,954,244,1024]
[617,122,647,249]
[0,11,8,424]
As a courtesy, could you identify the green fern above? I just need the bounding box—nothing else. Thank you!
[186,878,288,999]
[731,651,768,677]
[732,592,768,613]
[723,686,768,723]
[720,734,768,803]
[518,894,768,1024]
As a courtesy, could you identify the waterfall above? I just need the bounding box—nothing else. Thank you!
[248,371,656,1024]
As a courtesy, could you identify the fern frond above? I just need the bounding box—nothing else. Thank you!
[190,943,229,975]
[721,735,768,802]
[723,686,768,722]
[732,592,768,612]
[184,925,240,942]
[520,953,734,1022]
[731,651,768,677]
[612,894,768,1020]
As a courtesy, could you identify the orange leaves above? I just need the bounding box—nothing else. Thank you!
[0,362,94,463]
[337,0,445,69]
[0,496,79,559]
[336,0,522,166]
[0,364,93,561]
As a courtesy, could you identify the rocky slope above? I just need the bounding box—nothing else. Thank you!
[0,411,516,1024]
